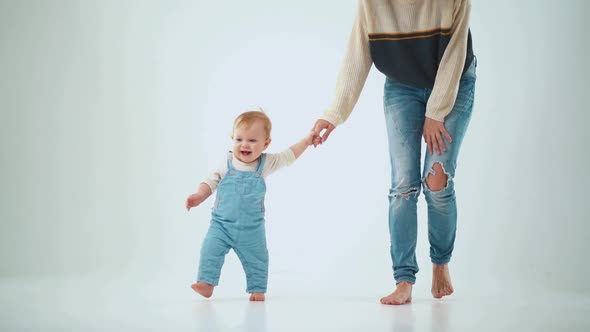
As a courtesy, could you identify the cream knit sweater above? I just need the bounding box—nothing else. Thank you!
[321,0,473,124]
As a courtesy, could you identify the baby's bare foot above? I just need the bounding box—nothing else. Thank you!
[432,264,454,299]
[380,281,413,305]
[191,282,214,298]
[249,293,265,301]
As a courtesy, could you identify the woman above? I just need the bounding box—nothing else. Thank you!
[312,0,476,305]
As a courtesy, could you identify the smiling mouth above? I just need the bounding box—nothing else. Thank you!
[240,151,252,156]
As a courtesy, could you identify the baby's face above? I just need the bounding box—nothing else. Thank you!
[231,120,270,163]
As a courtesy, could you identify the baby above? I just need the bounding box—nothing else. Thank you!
[186,108,318,301]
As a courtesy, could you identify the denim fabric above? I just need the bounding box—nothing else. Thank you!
[383,58,476,284]
[197,153,269,293]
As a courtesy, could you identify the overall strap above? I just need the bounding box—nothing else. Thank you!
[255,153,266,177]
[226,151,234,171]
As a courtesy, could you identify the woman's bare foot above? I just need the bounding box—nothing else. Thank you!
[431,264,454,299]
[191,282,214,298]
[380,281,413,305]
[249,293,265,301]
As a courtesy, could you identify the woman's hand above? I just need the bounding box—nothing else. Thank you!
[423,117,452,155]
[311,119,336,147]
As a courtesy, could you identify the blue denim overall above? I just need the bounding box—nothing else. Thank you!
[197,153,269,293]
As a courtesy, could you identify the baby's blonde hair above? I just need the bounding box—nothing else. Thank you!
[233,107,272,140]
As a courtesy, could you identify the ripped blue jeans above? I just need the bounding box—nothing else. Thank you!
[383,58,476,284]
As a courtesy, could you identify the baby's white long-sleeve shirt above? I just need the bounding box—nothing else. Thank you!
[202,149,296,192]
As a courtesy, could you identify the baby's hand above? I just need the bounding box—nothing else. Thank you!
[186,193,205,211]
[305,131,321,147]
[312,135,321,147]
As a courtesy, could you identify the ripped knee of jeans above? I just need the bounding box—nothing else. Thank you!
[424,162,451,192]
[389,186,421,200]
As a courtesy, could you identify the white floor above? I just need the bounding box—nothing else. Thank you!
[1,276,589,332]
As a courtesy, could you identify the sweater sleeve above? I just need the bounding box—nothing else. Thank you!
[320,0,373,126]
[425,0,472,122]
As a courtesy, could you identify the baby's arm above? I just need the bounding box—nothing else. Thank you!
[186,158,227,211]
[290,131,320,159]
[186,183,213,211]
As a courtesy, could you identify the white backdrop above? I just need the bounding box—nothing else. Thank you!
[1,0,589,302]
